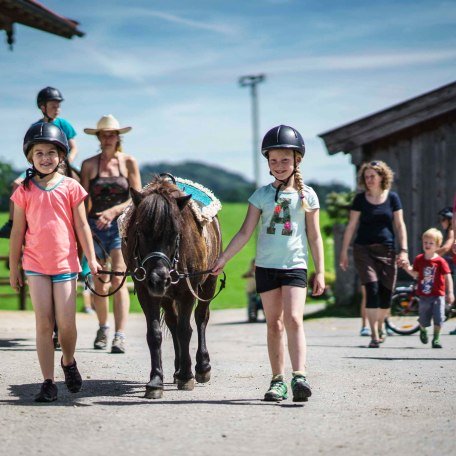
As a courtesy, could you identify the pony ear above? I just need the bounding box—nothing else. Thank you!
[130,188,143,207]
[175,194,192,211]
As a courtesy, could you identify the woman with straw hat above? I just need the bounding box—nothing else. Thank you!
[80,115,141,354]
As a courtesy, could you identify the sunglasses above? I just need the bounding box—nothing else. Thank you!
[370,161,380,166]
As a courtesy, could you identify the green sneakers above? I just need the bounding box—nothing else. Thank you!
[291,374,312,402]
[264,374,312,402]
[419,328,429,344]
[264,379,288,402]
[432,337,442,349]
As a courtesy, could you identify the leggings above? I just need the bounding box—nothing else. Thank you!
[365,281,392,309]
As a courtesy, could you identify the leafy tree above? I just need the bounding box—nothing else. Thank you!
[325,191,356,225]
[0,161,16,211]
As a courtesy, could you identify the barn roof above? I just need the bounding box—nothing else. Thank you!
[319,81,456,155]
[0,0,84,49]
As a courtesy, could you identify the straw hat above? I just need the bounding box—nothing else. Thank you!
[84,114,132,135]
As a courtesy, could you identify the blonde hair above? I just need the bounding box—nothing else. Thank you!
[422,228,443,247]
[294,164,311,211]
[357,160,394,191]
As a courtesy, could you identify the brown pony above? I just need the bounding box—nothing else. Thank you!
[122,176,222,399]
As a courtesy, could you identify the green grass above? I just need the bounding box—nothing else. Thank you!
[0,206,334,312]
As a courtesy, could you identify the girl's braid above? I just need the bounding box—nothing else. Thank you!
[294,164,310,211]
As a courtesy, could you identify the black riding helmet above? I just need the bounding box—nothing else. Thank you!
[261,125,305,157]
[23,122,69,159]
[36,87,64,108]
[438,206,453,220]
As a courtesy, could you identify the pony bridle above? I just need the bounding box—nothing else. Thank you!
[133,233,181,284]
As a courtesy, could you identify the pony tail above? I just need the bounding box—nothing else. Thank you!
[294,166,310,212]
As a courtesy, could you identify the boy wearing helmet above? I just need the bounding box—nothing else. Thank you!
[0,87,78,238]
[212,125,325,402]
[9,122,100,402]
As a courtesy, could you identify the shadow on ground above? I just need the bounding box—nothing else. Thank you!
[0,379,306,408]
[0,338,34,350]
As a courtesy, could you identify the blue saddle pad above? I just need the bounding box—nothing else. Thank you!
[176,179,214,207]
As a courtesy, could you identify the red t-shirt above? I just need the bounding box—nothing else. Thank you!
[413,254,451,296]
[11,176,87,275]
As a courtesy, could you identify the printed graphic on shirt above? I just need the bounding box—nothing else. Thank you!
[421,264,436,295]
[266,198,292,236]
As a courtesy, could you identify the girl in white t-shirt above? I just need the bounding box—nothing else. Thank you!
[212,125,325,402]
[9,122,100,402]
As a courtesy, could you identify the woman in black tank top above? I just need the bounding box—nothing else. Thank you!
[80,115,141,354]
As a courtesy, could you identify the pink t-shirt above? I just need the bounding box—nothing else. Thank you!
[11,176,87,275]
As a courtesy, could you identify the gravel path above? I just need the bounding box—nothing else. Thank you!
[1,307,455,456]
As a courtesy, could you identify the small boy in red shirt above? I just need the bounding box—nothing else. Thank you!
[403,228,454,348]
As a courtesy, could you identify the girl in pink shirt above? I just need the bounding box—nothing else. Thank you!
[9,122,101,402]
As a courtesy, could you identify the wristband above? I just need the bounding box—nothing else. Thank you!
[399,248,408,253]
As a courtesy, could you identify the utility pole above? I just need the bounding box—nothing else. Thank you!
[239,74,265,189]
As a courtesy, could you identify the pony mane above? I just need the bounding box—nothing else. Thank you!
[135,176,183,240]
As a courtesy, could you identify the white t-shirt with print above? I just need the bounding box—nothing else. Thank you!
[248,184,320,270]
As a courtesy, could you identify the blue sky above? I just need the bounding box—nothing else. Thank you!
[1,0,455,186]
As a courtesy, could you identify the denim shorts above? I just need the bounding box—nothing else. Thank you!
[25,271,78,283]
[255,267,307,294]
[89,217,122,261]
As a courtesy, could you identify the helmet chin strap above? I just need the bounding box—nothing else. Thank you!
[270,154,298,202]
[42,105,56,122]
[26,163,60,180]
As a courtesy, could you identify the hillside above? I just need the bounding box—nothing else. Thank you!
[141,161,350,205]
[141,161,256,202]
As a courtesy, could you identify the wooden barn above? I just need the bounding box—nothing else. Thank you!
[319,81,456,304]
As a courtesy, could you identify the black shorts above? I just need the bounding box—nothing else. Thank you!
[255,267,307,294]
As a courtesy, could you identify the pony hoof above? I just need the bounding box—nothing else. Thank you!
[177,378,195,391]
[195,371,211,383]
[145,387,163,399]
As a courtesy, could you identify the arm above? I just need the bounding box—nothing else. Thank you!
[67,138,78,163]
[393,209,409,267]
[339,210,360,271]
[445,273,454,304]
[401,263,418,279]
[437,227,454,256]
[212,204,261,274]
[305,208,325,296]
[95,155,141,229]
[9,205,26,290]
[73,201,101,275]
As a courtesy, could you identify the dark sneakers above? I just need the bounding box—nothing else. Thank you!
[61,357,83,393]
[35,379,58,402]
[432,338,443,348]
[420,328,429,344]
[291,374,312,402]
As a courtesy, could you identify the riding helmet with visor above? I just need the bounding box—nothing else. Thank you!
[438,206,453,220]
[261,125,305,158]
[23,122,69,159]
[36,87,64,108]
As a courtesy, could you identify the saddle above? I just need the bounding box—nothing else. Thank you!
[117,176,222,238]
